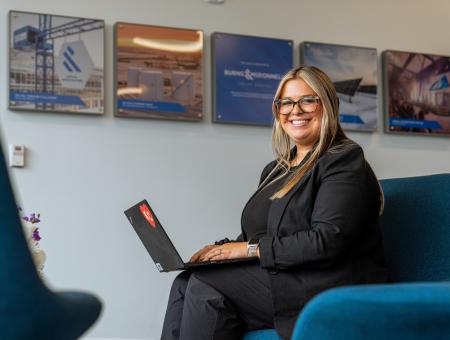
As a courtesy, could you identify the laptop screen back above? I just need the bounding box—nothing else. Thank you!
[125,200,184,272]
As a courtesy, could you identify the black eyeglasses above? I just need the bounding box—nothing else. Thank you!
[274,96,320,115]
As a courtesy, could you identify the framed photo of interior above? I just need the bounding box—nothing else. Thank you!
[300,41,378,132]
[383,50,450,136]
[114,22,204,121]
[8,10,105,114]
[212,32,293,126]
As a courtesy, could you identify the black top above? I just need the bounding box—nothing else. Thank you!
[242,165,300,241]
[241,175,283,240]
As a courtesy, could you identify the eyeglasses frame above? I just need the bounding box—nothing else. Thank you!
[274,95,321,115]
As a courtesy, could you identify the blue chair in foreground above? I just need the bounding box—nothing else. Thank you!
[0,137,102,339]
[244,173,450,340]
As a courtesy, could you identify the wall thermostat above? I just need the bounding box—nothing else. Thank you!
[9,144,25,168]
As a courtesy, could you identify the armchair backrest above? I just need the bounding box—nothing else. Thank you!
[0,136,102,339]
[0,138,41,290]
[380,174,450,282]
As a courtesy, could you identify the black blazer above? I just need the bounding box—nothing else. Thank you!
[239,141,388,340]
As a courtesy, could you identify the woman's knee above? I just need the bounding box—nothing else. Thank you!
[185,273,225,306]
[169,271,191,297]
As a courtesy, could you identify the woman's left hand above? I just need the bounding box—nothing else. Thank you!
[199,242,248,262]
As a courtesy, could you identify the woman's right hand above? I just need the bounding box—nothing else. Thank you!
[189,244,216,263]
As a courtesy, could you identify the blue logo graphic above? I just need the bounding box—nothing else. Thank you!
[63,46,82,73]
[430,75,449,91]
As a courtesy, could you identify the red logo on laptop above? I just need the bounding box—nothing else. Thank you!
[139,204,156,228]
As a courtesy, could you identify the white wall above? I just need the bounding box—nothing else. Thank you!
[1,0,449,339]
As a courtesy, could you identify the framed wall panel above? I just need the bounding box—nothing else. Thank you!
[114,22,203,121]
[383,50,450,136]
[212,32,293,126]
[9,10,105,114]
[301,41,378,132]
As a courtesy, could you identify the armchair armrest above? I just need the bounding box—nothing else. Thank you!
[292,282,450,340]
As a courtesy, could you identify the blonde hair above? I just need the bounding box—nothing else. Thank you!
[263,66,384,214]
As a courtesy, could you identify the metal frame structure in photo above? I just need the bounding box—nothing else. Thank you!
[8,10,105,115]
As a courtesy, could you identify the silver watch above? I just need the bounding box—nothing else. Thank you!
[247,238,259,257]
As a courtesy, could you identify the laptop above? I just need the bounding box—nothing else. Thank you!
[124,199,258,272]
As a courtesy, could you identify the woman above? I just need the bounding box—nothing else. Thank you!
[161,66,387,340]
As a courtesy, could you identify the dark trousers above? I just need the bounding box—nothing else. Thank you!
[161,263,274,340]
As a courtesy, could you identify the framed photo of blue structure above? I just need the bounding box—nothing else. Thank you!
[301,41,378,131]
[114,22,204,121]
[8,11,105,114]
[383,50,450,136]
[212,32,293,126]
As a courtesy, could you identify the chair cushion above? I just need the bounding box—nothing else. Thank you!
[292,282,450,340]
[380,174,450,282]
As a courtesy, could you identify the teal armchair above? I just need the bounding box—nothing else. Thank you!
[0,136,102,339]
[244,173,450,340]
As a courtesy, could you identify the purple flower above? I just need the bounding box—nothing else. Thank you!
[22,213,41,224]
[30,217,40,224]
[20,210,43,241]
[32,228,41,241]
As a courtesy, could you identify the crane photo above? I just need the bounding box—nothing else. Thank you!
[9,10,105,115]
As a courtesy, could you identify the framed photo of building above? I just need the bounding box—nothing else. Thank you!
[383,50,450,136]
[301,41,378,132]
[212,32,293,126]
[9,10,105,114]
[114,22,204,121]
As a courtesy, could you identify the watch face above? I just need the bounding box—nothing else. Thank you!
[247,247,257,257]
[247,240,259,257]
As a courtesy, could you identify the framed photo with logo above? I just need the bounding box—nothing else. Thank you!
[114,22,204,121]
[300,41,378,132]
[212,32,293,126]
[8,10,105,114]
[383,50,450,136]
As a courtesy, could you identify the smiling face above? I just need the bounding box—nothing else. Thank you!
[277,78,323,153]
